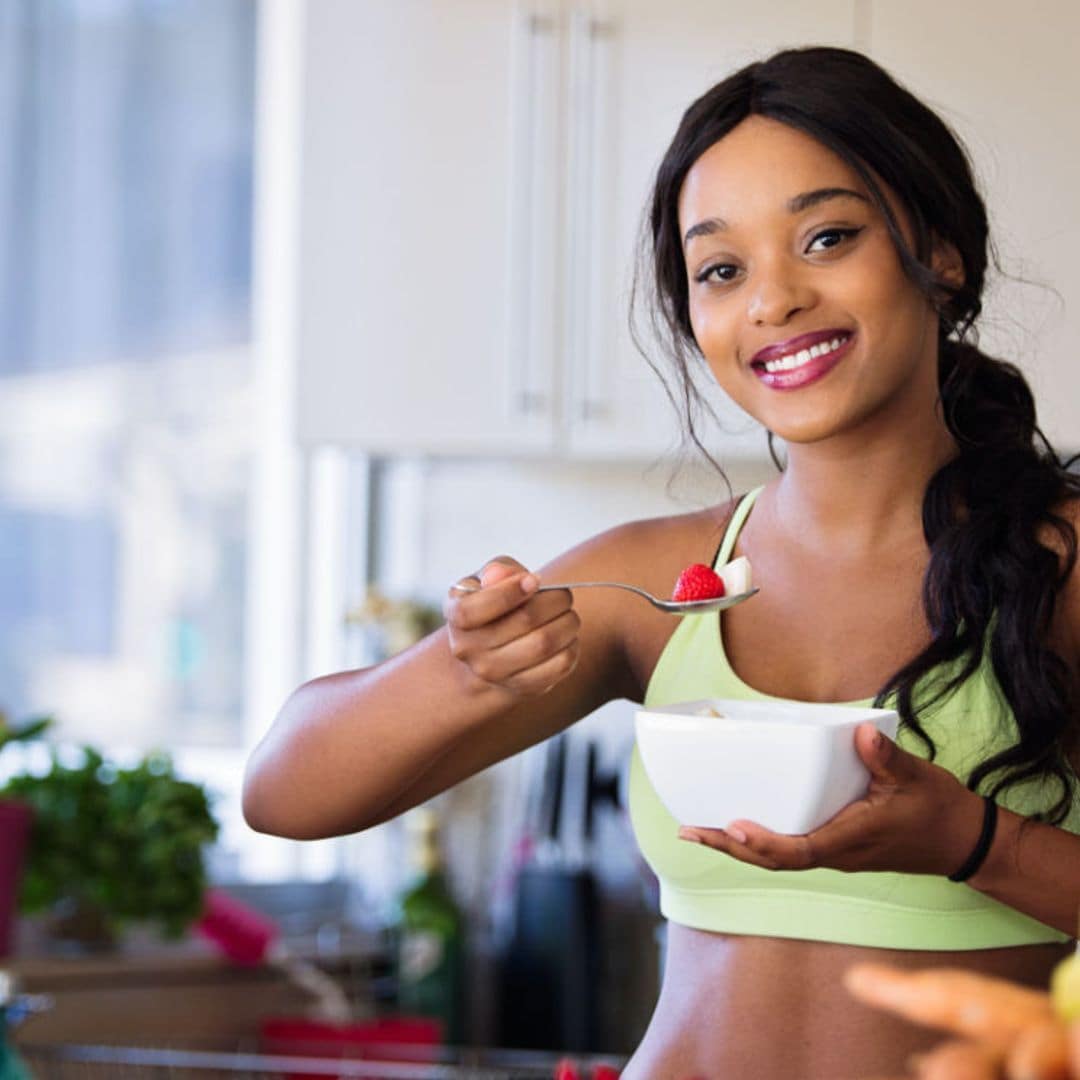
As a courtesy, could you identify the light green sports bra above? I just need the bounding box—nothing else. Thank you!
[628,486,1080,950]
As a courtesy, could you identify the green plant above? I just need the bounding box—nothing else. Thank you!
[0,710,51,756]
[0,747,219,938]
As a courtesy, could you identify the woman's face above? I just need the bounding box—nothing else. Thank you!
[678,116,947,447]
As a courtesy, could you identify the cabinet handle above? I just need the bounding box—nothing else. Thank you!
[507,4,559,420]
[565,10,616,426]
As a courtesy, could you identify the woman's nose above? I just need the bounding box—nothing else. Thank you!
[745,261,815,326]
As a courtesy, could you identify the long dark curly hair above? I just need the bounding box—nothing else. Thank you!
[638,46,1080,823]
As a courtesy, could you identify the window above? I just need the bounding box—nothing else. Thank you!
[0,0,257,752]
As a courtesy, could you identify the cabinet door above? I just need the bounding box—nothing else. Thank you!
[293,0,562,453]
[563,0,858,462]
[866,2,1080,453]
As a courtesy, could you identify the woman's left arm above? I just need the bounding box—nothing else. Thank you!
[966,801,1080,936]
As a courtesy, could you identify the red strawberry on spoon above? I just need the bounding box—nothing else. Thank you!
[672,563,726,603]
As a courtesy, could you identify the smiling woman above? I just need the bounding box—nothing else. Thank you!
[677,118,953,446]
[244,45,1080,1079]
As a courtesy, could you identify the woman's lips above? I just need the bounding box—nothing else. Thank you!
[751,332,855,390]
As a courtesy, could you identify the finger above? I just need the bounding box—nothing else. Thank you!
[447,555,532,597]
[677,826,786,871]
[445,569,540,628]
[722,798,882,871]
[855,722,919,786]
[464,609,581,686]
[479,557,527,587]
[450,588,574,650]
[500,639,581,696]
[727,819,819,869]
[448,574,482,595]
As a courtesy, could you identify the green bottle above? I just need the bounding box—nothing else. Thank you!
[395,808,465,1045]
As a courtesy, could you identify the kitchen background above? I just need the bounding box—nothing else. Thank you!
[0,0,1077,1063]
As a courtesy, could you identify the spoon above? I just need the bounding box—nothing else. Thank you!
[449,579,759,615]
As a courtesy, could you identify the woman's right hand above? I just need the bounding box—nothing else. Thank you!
[444,556,581,699]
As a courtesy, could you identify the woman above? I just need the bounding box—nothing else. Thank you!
[243,47,1080,1079]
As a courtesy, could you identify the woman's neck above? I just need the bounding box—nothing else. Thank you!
[768,411,957,559]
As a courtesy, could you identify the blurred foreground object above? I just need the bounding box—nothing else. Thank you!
[845,952,1080,1079]
[0,972,31,1080]
[0,712,52,956]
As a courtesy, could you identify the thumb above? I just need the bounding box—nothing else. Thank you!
[854,722,911,784]
[479,556,530,588]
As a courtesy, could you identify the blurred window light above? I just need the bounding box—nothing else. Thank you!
[0,0,257,750]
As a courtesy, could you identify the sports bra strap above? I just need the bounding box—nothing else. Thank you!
[713,486,764,569]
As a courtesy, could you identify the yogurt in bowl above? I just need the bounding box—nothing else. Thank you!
[635,697,899,834]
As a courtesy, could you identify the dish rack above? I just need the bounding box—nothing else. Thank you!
[17,1041,624,1079]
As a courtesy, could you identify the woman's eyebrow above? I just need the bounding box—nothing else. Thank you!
[787,186,868,214]
[682,187,869,247]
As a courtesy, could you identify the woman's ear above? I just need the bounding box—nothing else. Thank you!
[930,236,965,290]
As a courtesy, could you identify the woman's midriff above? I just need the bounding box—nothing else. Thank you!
[621,924,1070,1080]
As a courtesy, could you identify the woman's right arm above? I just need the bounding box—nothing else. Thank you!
[241,546,641,840]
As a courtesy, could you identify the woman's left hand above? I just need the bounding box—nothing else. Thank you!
[678,722,988,877]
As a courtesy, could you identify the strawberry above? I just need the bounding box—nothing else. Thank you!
[671,563,726,602]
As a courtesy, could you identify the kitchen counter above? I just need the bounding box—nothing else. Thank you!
[5,927,388,1047]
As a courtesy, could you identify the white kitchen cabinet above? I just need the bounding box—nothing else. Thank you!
[866,2,1080,452]
[293,0,557,455]
[288,0,857,460]
[562,0,856,459]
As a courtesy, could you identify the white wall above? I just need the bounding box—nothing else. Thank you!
[374,454,780,605]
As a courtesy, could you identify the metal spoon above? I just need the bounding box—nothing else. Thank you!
[450,579,758,615]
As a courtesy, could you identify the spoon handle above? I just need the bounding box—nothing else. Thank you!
[450,579,654,599]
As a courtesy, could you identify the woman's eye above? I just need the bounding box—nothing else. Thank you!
[695,263,740,285]
[806,226,863,254]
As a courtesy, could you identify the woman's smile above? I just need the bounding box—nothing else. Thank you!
[750,329,855,389]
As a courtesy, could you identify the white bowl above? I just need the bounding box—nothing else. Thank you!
[635,697,899,834]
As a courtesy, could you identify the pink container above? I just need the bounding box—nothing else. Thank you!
[0,797,32,956]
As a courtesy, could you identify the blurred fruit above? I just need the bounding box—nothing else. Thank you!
[910,1039,1000,1080]
[1004,1020,1068,1080]
[844,963,1053,1051]
[1051,950,1080,1023]
[1067,1020,1080,1076]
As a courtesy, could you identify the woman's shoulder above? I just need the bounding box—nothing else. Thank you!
[539,495,745,594]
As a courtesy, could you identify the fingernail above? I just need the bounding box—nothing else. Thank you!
[520,573,539,593]
[678,828,702,844]
[725,824,748,844]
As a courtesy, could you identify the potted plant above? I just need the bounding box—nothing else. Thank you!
[0,745,219,950]
[0,710,51,957]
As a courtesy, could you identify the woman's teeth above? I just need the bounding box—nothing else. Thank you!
[761,336,847,374]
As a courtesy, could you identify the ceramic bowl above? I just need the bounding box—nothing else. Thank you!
[635,697,899,834]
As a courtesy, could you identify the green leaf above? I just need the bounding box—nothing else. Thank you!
[1,744,219,937]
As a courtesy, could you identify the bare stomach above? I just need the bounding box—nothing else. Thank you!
[621,924,1070,1080]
